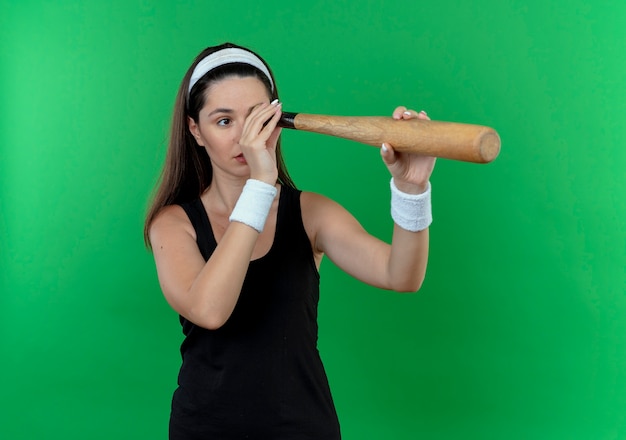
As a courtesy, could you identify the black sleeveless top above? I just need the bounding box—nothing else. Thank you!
[169,185,341,440]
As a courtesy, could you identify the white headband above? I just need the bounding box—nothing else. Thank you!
[188,47,274,96]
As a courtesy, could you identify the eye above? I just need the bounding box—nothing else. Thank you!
[217,118,231,126]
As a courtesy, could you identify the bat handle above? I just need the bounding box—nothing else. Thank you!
[278,112,297,129]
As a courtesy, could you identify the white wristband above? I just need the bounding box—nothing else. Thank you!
[229,179,278,233]
[390,178,432,232]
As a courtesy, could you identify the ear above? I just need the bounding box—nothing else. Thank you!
[188,116,204,146]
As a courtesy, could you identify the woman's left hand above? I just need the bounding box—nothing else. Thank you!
[381,106,436,194]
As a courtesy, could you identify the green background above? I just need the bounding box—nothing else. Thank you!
[2,0,625,438]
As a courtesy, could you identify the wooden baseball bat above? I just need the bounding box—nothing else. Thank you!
[278,112,501,164]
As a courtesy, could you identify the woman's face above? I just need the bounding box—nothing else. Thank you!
[189,75,271,178]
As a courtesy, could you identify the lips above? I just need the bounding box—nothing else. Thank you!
[235,153,247,164]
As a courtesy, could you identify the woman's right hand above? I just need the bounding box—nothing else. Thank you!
[238,100,283,184]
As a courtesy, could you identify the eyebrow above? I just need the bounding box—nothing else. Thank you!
[207,108,233,117]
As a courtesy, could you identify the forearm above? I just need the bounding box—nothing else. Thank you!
[185,223,259,329]
[385,177,432,291]
[184,180,277,328]
[386,225,429,292]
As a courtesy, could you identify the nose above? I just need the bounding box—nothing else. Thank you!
[233,123,244,145]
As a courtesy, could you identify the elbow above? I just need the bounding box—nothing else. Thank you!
[385,259,428,293]
[391,274,426,293]
[186,306,231,330]
[200,316,228,331]
[163,287,235,330]
[394,281,424,294]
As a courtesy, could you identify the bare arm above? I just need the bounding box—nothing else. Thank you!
[149,205,263,329]
[303,106,435,292]
[149,100,284,329]
[302,193,428,292]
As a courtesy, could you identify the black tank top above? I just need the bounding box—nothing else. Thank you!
[170,185,341,440]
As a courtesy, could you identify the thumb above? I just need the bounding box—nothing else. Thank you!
[268,126,282,149]
[380,143,397,165]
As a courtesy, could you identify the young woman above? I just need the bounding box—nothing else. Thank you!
[145,42,436,439]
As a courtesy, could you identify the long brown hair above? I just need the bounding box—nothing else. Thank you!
[144,42,295,247]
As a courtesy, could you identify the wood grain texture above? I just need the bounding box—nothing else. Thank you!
[280,113,500,163]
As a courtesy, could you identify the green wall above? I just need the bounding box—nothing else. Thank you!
[2,1,625,438]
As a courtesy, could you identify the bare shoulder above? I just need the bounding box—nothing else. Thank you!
[300,190,343,212]
[300,191,345,224]
[149,204,197,246]
[300,190,365,252]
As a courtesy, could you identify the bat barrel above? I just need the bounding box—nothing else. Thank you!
[278,112,500,164]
